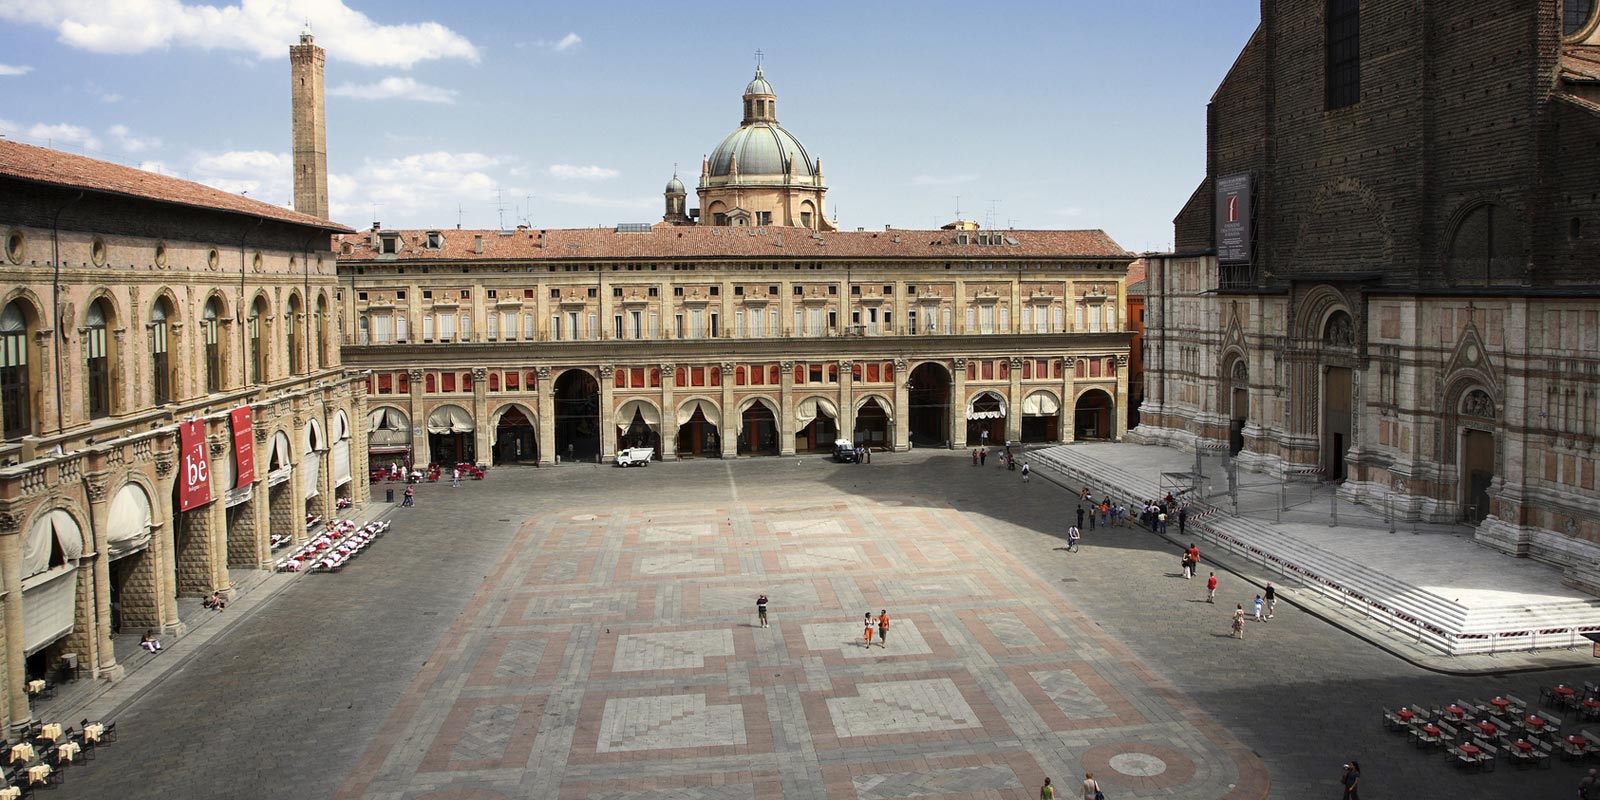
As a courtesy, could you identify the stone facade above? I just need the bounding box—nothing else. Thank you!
[1134,2,1600,585]
[0,142,366,730]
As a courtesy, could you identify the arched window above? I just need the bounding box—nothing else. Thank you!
[314,294,328,369]
[150,298,173,405]
[1,301,33,439]
[1445,203,1522,286]
[86,299,112,418]
[286,295,302,376]
[203,297,224,393]
[249,297,267,384]
[1567,0,1596,37]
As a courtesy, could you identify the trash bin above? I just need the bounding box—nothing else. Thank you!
[386,488,395,503]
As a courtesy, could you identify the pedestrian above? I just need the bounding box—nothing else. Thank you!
[1076,505,1084,529]
[1079,772,1102,800]
[403,485,415,507]
[980,448,987,466]
[1254,594,1264,622]
[1206,572,1217,603]
[981,428,990,447]
[877,609,890,648]
[865,446,871,464]
[1099,501,1109,528]
[451,466,461,488]
[863,612,875,647]
[1580,767,1597,800]
[1231,604,1246,639]
[1039,776,1055,800]
[1021,463,1031,483]
[757,594,769,628]
[1157,509,1168,533]
[1067,525,1081,553]
[1186,543,1200,578]
[1088,505,1096,530]
[972,448,979,466]
[1178,505,1189,536]
[1340,761,1361,800]
[1264,582,1277,618]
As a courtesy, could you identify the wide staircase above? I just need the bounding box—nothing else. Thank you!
[1029,445,1600,656]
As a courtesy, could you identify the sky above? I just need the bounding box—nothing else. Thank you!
[0,1,1260,252]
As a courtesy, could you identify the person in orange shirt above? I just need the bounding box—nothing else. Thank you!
[863,612,875,647]
[877,610,890,648]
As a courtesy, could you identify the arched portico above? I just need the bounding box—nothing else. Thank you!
[736,396,780,456]
[614,398,661,458]
[966,390,1007,445]
[1019,389,1061,443]
[491,402,539,464]
[675,398,722,458]
[1074,388,1115,440]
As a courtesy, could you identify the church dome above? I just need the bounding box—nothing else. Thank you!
[666,174,685,193]
[745,67,774,96]
[708,123,815,178]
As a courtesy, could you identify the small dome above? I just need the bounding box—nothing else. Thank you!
[666,174,685,193]
[708,123,814,178]
[744,67,774,96]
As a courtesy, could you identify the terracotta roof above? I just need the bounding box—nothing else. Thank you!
[0,139,351,232]
[1126,278,1147,297]
[1562,46,1600,83]
[1125,257,1147,286]
[339,226,1131,262]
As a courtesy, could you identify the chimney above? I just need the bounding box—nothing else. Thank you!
[372,221,381,231]
[473,235,484,254]
[539,231,546,249]
[885,224,891,231]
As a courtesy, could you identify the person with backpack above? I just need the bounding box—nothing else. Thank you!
[1080,772,1103,800]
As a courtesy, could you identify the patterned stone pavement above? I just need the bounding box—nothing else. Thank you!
[327,484,1265,800]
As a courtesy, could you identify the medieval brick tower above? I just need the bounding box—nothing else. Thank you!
[289,27,329,220]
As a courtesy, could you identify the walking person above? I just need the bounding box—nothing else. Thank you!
[402,485,415,507]
[1254,594,1265,622]
[1039,776,1055,800]
[972,448,979,466]
[877,610,890,648]
[1076,505,1085,530]
[1579,767,1596,800]
[1186,544,1200,579]
[1157,508,1168,533]
[1231,604,1246,639]
[1207,572,1217,603]
[862,612,875,648]
[1099,501,1109,528]
[756,594,769,628]
[1088,505,1096,530]
[1264,582,1277,618]
[1067,525,1081,553]
[979,448,987,466]
[1178,505,1189,536]
[1079,772,1102,800]
[451,466,461,488]
[1340,761,1361,800]
[1021,463,1031,483]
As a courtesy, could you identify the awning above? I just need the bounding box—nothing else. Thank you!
[676,399,721,430]
[268,431,293,487]
[24,509,83,579]
[303,449,321,499]
[106,484,153,561]
[616,399,661,431]
[23,565,77,656]
[735,397,777,435]
[795,396,839,426]
[370,408,413,448]
[1021,390,1061,416]
[427,405,475,434]
[333,439,352,487]
[966,392,1008,420]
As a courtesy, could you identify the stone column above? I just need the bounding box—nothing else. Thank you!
[779,361,796,456]
[152,446,184,632]
[951,358,969,448]
[659,364,677,460]
[206,432,232,596]
[893,359,910,452]
[839,360,855,443]
[248,423,272,568]
[35,330,57,436]
[407,369,427,468]
[351,386,371,504]
[472,368,490,467]
[720,364,737,459]
[1006,358,1024,445]
[599,365,616,463]
[84,469,122,680]
[1063,357,1078,443]
[536,367,555,465]
[1115,354,1130,441]
[1,511,27,729]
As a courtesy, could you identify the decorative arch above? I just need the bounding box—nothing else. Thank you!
[269,430,294,471]
[675,396,723,428]
[1291,284,1353,342]
[612,398,659,430]
[81,287,122,327]
[965,390,1006,420]
[1020,389,1061,416]
[22,505,86,579]
[147,286,182,323]
[1442,199,1524,286]
[855,393,895,413]
[736,394,780,418]
[491,401,539,431]
[106,480,156,560]
[0,287,47,324]
[303,416,326,453]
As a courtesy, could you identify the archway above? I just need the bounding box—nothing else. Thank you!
[794,396,839,453]
[1458,388,1497,523]
[1074,389,1114,440]
[553,370,600,463]
[22,508,85,682]
[1019,390,1061,443]
[492,404,539,465]
[907,363,952,447]
[303,417,327,516]
[368,406,413,469]
[614,399,660,459]
[966,390,1006,446]
[1320,310,1355,480]
[1224,356,1249,456]
[331,410,354,504]
[106,483,155,634]
[266,431,297,546]
[676,399,722,458]
[426,404,475,466]
[854,397,891,449]
[737,397,780,456]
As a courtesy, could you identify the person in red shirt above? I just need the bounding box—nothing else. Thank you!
[1186,544,1201,578]
[1207,572,1218,604]
[877,610,890,648]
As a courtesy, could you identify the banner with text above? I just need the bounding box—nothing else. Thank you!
[178,419,212,512]
[231,406,255,488]
[1215,172,1253,264]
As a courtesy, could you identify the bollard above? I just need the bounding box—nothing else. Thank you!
[386,488,395,503]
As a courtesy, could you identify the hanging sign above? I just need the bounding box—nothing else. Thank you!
[231,406,255,488]
[178,419,211,512]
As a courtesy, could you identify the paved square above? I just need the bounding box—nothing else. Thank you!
[826,677,980,738]
[595,694,748,753]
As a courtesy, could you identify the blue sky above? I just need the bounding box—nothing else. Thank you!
[0,1,1259,252]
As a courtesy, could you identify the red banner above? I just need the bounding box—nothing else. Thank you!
[231,406,255,488]
[178,419,211,512]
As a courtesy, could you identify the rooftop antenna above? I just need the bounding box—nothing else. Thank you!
[496,188,506,231]
[524,194,533,227]
[456,204,463,229]
[954,195,961,220]
[986,199,1001,231]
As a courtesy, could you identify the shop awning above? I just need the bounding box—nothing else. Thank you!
[303,449,321,499]
[24,509,83,579]
[966,392,1008,421]
[106,484,153,561]
[23,565,77,656]
[735,397,777,435]
[795,396,838,426]
[426,405,475,434]
[676,399,721,430]
[616,399,661,431]
[1021,390,1061,416]
[333,439,352,487]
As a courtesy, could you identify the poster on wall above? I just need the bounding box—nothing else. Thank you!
[231,406,255,488]
[1215,172,1252,264]
[178,419,211,512]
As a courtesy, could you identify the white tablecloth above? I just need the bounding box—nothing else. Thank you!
[26,764,50,785]
[0,784,22,799]
[25,680,44,694]
[39,723,61,741]
[84,722,104,742]
[8,743,33,764]
[55,742,79,763]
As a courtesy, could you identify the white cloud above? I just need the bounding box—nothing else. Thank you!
[0,119,101,150]
[0,0,479,69]
[189,149,294,201]
[0,63,32,76]
[911,173,979,187]
[99,92,122,103]
[108,123,160,152]
[329,76,456,103]
[542,191,653,211]
[138,160,172,175]
[547,164,618,181]
[553,32,581,52]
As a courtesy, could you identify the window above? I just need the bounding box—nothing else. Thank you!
[86,300,111,417]
[426,231,441,248]
[204,298,223,392]
[380,235,398,254]
[1325,0,1360,109]
[150,300,172,405]
[286,296,302,375]
[800,211,812,228]
[248,297,267,384]
[756,211,772,226]
[1,301,32,438]
[1568,0,1597,37]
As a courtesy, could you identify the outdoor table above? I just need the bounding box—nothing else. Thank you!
[1491,697,1511,711]
[84,722,104,742]
[1514,740,1534,752]
[1570,735,1587,750]
[1555,686,1577,697]
[1397,708,1414,721]
[1586,699,1600,709]
[24,680,43,695]
[55,742,79,763]
[1446,704,1467,718]
[1477,721,1497,736]
[38,723,61,741]
[1422,724,1441,737]
[8,743,33,764]
[1461,744,1481,756]
[1528,716,1546,730]
[0,785,21,799]
[26,765,49,785]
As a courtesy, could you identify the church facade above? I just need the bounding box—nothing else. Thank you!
[1133,1,1600,584]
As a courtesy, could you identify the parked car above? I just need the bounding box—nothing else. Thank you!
[616,446,655,467]
[833,439,857,463]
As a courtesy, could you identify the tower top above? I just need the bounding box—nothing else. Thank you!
[299,19,314,45]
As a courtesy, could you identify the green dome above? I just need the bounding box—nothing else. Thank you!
[745,67,774,96]
[708,123,814,178]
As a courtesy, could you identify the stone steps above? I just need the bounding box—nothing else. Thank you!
[1029,445,1600,656]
